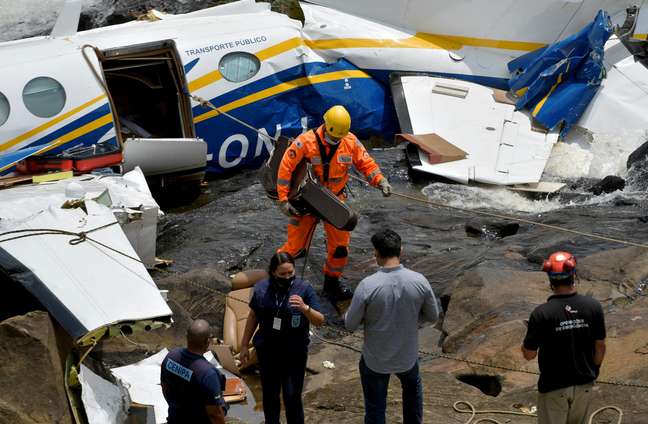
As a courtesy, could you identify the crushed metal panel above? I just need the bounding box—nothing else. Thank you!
[80,364,130,424]
[112,349,169,424]
[577,38,648,134]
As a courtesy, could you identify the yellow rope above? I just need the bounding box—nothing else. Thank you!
[588,406,623,424]
[453,401,536,423]
[454,400,623,423]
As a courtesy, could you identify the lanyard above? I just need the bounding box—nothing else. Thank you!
[274,292,289,316]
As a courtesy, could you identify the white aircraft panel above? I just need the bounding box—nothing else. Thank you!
[401,76,559,185]
[303,0,637,44]
[577,39,648,134]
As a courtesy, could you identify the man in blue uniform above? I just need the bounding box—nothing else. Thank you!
[161,319,227,424]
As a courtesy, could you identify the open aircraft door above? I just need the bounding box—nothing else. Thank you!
[96,40,207,187]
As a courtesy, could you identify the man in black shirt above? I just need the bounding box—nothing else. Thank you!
[522,251,606,424]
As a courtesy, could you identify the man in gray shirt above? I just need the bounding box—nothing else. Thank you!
[345,229,439,424]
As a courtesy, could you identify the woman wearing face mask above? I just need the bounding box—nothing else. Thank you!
[240,252,325,424]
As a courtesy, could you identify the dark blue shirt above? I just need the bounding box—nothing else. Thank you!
[249,278,321,352]
[160,348,227,424]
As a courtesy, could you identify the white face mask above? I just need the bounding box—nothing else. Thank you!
[325,133,341,145]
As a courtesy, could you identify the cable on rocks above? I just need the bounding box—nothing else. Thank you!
[347,174,648,250]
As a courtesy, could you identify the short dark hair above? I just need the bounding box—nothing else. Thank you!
[549,274,574,287]
[269,251,295,275]
[371,229,401,258]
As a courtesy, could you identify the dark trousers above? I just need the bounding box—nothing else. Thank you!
[359,356,423,424]
[257,347,307,424]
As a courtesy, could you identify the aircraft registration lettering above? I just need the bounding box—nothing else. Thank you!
[217,123,283,169]
[186,36,268,57]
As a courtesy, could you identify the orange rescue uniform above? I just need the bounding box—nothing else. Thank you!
[276,125,385,278]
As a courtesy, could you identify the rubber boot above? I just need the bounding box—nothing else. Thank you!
[323,275,353,302]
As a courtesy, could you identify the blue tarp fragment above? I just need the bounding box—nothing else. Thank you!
[507,10,612,136]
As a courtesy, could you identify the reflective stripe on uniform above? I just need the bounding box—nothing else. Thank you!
[325,262,345,273]
[338,155,352,164]
[311,156,322,165]
[277,178,291,186]
[367,169,381,181]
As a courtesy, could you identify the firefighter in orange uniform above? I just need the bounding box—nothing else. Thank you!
[276,105,392,302]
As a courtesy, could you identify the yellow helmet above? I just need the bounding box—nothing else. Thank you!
[323,105,351,139]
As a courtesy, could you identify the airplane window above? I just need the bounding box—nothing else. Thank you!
[219,52,261,83]
[0,92,9,126]
[22,77,66,118]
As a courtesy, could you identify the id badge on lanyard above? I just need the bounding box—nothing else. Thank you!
[273,293,288,331]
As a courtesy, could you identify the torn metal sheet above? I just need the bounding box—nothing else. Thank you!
[112,349,169,424]
[577,38,648,134]
[79,364,130,424]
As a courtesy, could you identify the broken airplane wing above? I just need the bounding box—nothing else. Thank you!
[0,176,171,344]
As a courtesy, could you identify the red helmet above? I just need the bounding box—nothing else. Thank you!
[542,251,576,277]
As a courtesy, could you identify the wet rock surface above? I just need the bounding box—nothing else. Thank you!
[465,220,520,239]
[142,148,648,422]
[0,312,73,424]
[4,148,648,422]
[588,175,626,195]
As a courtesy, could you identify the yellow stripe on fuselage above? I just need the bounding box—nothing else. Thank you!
[188,37,304,92]
[633,33,648,40]
[305,33,546,52]
[193,69,370,124]
[305,35,460,50]
[0,94,106,153]
[188,33,544,94]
